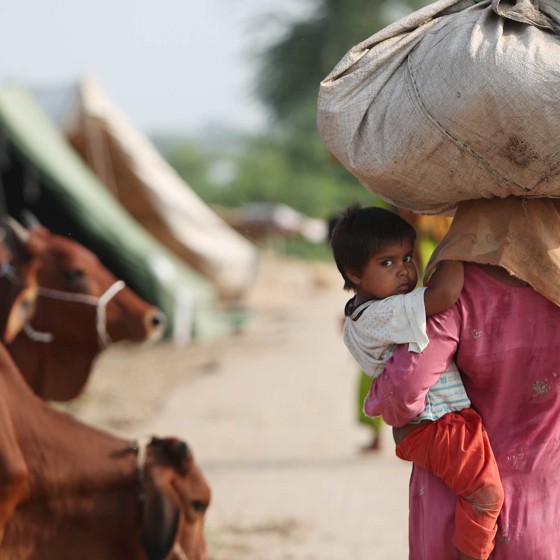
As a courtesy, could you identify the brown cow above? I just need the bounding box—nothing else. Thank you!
[4,218,167,401]
[0,220,210,559]
[0,341,210,559]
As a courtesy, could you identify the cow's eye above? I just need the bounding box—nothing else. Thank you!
[191,500,207,514]
[64,269,86,283]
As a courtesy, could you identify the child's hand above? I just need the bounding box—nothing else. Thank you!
[424,260,464,317]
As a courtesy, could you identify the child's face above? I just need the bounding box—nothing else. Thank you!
[348,239,418,301]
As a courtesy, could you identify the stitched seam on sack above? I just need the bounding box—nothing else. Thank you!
[405,54,531,192]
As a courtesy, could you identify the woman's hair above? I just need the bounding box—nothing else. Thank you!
[330,204,416,291]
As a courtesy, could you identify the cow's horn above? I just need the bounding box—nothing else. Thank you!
[1,216,30,245]
[20,210,42,230]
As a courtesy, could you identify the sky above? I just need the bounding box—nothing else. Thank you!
[0,0,310,136]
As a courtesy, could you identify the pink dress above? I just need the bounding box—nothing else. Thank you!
[365,263,560,559]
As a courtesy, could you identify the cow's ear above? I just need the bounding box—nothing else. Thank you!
[164,438,192,475]
[20,210,43,231]
[139,472,179,560]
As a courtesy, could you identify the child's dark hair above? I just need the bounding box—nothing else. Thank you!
[330,204,416,291]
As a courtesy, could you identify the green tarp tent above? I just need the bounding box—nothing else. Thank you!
[61,77,259,302]
[0,86,225,343]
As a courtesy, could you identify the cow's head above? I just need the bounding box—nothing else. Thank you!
[0,218,41,343]
[5,216,167,400]
[140,437,210,560]
[22,223,166,349]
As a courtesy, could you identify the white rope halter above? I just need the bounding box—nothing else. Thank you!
[24,279,126,349]
[135,435,150,484]
[23,323,54,343]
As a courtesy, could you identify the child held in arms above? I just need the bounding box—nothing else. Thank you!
[330,204,503,560]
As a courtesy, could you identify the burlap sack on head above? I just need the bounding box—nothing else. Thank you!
[424,197,560,306]
[317,0,560,215]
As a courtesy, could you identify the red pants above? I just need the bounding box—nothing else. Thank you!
[396,408,504,559]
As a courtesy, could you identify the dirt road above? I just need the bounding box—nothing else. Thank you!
[68,254,411,559]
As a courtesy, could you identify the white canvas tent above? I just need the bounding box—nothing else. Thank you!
[0,86,228,344]
[37,77,258,301]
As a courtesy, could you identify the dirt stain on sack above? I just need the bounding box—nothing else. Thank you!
[503,136,539,167]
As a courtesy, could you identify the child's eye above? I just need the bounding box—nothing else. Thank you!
[404,255,413,263]
[381,260,393,267]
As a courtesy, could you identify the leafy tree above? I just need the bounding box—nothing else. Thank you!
[244,0,431,219]
[165,140,214,195]
[165,130,377,218]
[256,0,429,128]
[226,130,378,217]
[164,0,430,225]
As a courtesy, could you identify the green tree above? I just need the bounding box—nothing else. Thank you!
[256,0,429,128]
[226,130,378,217]
[243,0,431,219]
[164,130,377,218]
[165,140,214,195]
[165,1,430,224]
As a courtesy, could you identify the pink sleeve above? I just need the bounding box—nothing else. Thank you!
[364,306,461,427]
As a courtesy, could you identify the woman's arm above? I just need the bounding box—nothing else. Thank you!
[364,307,460,426]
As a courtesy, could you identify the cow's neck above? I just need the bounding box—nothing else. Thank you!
[41,339,98,400]
[8,334,98,401]
[0,344,144,555]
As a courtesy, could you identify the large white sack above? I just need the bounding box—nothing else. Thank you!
[317,0,560,214]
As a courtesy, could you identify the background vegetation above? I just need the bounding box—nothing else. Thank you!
[159,0,430,256]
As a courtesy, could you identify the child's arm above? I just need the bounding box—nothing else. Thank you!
[423,260,464,317]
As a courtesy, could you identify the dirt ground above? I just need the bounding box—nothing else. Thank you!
[65,253,411,560]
